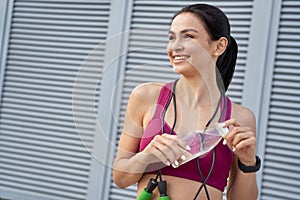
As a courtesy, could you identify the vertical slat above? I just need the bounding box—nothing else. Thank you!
[260,0,300,199]
[0,0,110,200]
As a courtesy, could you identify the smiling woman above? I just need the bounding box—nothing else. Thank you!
[113,3,260,200]
[167,19,217,82]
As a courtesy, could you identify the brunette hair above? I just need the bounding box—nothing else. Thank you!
[172,4,238,91]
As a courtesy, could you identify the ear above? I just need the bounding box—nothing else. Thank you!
[213,37,228,57]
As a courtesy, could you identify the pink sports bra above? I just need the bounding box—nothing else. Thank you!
[139,82,233,192]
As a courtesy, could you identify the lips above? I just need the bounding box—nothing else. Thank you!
[173,55,190,61]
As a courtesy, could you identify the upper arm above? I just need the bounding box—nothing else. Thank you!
[114,83,162,161]
[231,102,256,134]
[226,103,257,196]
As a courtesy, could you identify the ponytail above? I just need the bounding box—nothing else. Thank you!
[216,36,238,91]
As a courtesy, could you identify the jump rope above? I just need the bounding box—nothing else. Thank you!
[138,79,226,200]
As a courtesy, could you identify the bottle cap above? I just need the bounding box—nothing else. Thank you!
[215,123,228,138]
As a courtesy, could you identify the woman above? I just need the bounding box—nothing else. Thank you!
[113,4,260,200]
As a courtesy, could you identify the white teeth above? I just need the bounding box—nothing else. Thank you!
[174,55,188,60]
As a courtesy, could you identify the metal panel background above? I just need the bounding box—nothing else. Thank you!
[260,0,300,199]
[0,0,110,200]
[109,0,254,199]
[0,0,299,200]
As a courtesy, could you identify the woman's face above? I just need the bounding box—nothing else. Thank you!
[167,12,216,77]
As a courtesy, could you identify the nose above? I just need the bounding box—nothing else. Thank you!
[168,38,184,52]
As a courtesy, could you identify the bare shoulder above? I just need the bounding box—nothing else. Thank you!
[129,82,164,106]
[231,101,256,129]
[126,82,164,123]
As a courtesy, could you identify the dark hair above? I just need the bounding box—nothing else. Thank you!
[172,4,238,92]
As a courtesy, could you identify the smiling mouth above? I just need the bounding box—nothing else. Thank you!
[174,55,190,61]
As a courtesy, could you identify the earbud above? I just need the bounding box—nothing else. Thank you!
[137,178,158,200]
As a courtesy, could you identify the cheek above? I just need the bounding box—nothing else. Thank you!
[166,43,173,58]
[166,42,172,51]
[189,43,214,67]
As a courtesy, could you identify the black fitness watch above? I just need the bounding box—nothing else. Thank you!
[238,155,261,173]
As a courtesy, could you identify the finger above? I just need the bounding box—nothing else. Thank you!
[151,148,171,166]
[164,146,181,165]
[152,135,177,164]
[225,126,251,143]
[144,135,169,163]
[160,134,189,153]
[234,136,256,151]
[221,119,240,145]
[142,143,171,166]
[221,118,240,128]
[161,133,191,151]
[154,134,186,165]
[175,137,190,151]
[223,127,251,151]
[231,131,255,147]
[161,137,186,165]
[154,134,190,167]
[178,150,189,163]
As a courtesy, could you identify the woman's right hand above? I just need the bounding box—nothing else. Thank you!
[141,134,190,167]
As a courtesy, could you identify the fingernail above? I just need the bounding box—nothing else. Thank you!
[181,155,186,160]
[223,139,227,145]
[220,122,226,127]
[174,160,179,166]
[186,145,191,151]
[232,147,236,152]
[166,161,171,166]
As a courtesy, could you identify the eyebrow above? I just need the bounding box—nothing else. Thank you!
[168,28,199,34]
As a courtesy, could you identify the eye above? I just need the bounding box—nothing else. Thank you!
[184,34,194,39]
[168,35,175,41]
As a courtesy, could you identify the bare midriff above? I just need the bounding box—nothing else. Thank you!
[138,173,223,200]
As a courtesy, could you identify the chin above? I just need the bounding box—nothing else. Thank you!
[172,65,184,74]
[172,63,193,75]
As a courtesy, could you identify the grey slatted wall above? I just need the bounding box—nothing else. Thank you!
[109,0,254,199]
[260,0,300,199]
[0,0,110,200]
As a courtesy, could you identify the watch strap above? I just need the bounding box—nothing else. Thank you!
[238,155,261,173]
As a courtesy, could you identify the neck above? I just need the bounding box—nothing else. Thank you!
[176,75,221,107]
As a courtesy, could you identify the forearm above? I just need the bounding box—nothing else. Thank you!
[113,152,149,188]
[227,171,258,200]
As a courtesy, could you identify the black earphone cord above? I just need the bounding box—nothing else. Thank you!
[159,79,227,200]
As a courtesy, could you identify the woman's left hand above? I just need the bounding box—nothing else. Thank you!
[222,118,257,166]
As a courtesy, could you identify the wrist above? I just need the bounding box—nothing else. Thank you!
[240,157,257,166]
[238,155,261,173]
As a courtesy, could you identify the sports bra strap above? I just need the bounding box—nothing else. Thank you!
[224,96,232,121]
[153,82,173,118]
[153,82,232,121]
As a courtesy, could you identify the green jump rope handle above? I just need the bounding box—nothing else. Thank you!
[137,189,170,200]
[137,188,153,200]
[158,180,170,200]
[158,196,170,200]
